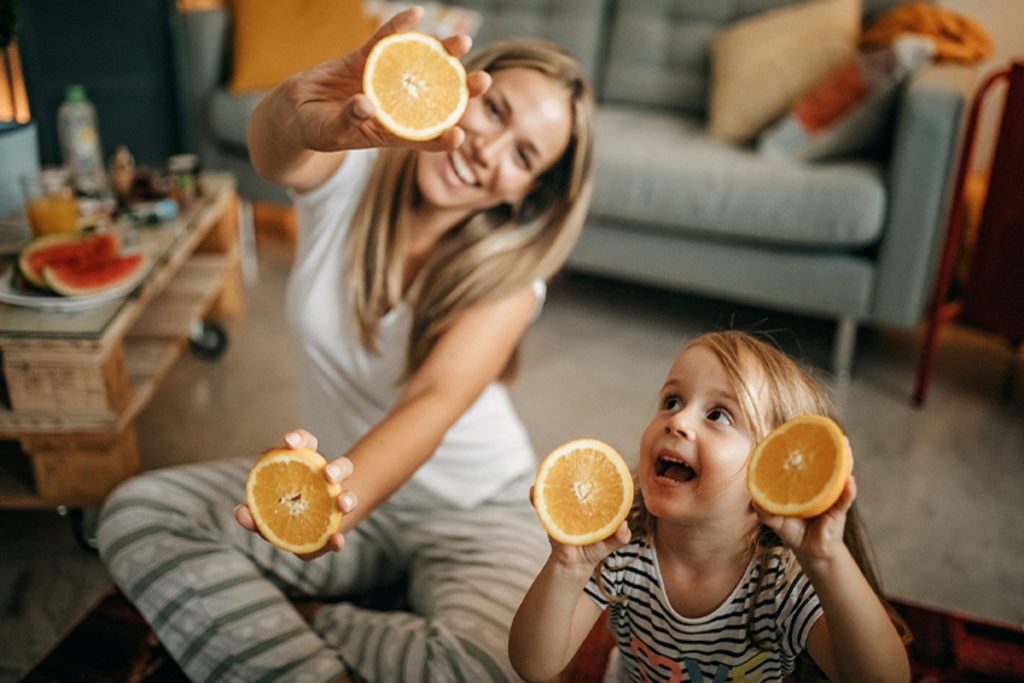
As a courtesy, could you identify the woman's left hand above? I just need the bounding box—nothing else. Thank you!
[753,445,857,569]
[234,429,358,561]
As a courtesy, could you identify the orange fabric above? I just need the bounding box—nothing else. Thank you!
[860,2,995,63]
[228,0,378,93]
[794,61,870,132]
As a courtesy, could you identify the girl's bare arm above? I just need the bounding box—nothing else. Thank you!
[509,524,629,681]
[509,555,604,682]
[803,543,910,682]
[762,476,910,682]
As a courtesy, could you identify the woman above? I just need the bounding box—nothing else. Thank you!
[97,7,594,682]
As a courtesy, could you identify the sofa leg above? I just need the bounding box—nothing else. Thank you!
[832,318,857,384]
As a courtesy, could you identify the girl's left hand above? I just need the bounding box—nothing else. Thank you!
[753,451,857,570]
[528,486,631,569]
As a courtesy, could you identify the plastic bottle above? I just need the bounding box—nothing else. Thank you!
[57,84,108,197]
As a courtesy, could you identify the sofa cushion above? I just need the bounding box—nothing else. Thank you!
[600,4,718,116]
[590,106,887,249]
[708,0,861,142]
[453,0,607,85]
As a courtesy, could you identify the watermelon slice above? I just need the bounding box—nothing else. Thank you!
[43,252,150,297]
[18,232,120,290]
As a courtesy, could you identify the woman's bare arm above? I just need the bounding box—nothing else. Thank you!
[336,286,538,530]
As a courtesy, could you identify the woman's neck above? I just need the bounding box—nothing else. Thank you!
[402,201,482,292]
[400,206,450,292]
[408,203,472,251]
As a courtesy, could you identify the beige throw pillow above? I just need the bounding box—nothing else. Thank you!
[708,0,861,143]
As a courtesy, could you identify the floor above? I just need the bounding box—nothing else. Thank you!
[1,240,1022,681]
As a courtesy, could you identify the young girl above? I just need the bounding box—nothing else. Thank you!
[97,8,594,682]
[509,331,910,682]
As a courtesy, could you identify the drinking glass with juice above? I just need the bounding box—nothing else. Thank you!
[22,168,78,236]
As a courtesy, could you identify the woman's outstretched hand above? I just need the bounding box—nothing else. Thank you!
[282,5,492,154]
[234,429,358,562]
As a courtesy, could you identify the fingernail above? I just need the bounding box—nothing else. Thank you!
[285,432,301,447]
[340,493,355,511]
[326,464,342,481]
[353,100,372,118]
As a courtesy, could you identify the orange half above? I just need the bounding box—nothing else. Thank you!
[363,31,468,140]
[747,415,851,518]
[245,447,342,554]
[533,438,634,546]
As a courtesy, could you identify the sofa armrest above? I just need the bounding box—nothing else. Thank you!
[168,6,231,156]
[871,62,975,328]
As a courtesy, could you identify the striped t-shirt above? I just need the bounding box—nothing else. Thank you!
[585,539,822,682]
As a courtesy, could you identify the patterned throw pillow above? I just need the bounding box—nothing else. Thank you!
[758,36,935,161]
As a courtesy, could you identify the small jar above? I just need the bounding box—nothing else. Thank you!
[110,145,136,204]
[167,154,200,209]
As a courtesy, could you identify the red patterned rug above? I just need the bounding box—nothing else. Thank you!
[21,589,1024,682]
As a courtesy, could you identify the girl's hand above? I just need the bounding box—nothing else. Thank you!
[549,521,632,569]
[528,486,632,569]
[234,429,358,561]
[755,467,857,573]
[283,5,492,154]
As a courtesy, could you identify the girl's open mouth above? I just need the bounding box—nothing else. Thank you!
[656,455,695,483]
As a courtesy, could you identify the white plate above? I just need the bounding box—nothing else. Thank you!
[0,253,152,313]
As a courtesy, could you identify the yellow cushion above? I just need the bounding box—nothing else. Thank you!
[708,0,861,143]
[228,0,378,94]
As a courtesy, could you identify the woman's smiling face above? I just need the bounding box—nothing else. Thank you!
[638,345,762,528]
[415,67,573,217]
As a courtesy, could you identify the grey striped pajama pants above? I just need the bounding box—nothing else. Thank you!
[96,458,549,683]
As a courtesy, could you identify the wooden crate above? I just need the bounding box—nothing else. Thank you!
[2,343,133,418]
[24,427,140,501]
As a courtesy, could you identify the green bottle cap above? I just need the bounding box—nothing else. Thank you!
[64,84,87,103]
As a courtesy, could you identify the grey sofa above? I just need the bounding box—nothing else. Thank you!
[170,0,973,378]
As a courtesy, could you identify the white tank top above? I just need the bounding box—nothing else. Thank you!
[286,150,542,509]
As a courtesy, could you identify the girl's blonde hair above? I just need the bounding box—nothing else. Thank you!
[623,331,909,678]
[345,38,595,377]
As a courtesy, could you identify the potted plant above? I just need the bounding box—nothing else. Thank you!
[1,0,40,219]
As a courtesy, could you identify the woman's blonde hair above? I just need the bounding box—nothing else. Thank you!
[621,331,909,677]
[345,38,595,377]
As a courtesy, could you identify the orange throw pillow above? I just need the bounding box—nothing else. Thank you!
[228,0,378,93]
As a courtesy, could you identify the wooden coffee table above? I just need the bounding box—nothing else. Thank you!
[0,172,244,509]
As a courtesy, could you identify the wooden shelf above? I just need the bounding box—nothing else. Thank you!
[0,174,243,508]
[0,456,105,510]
